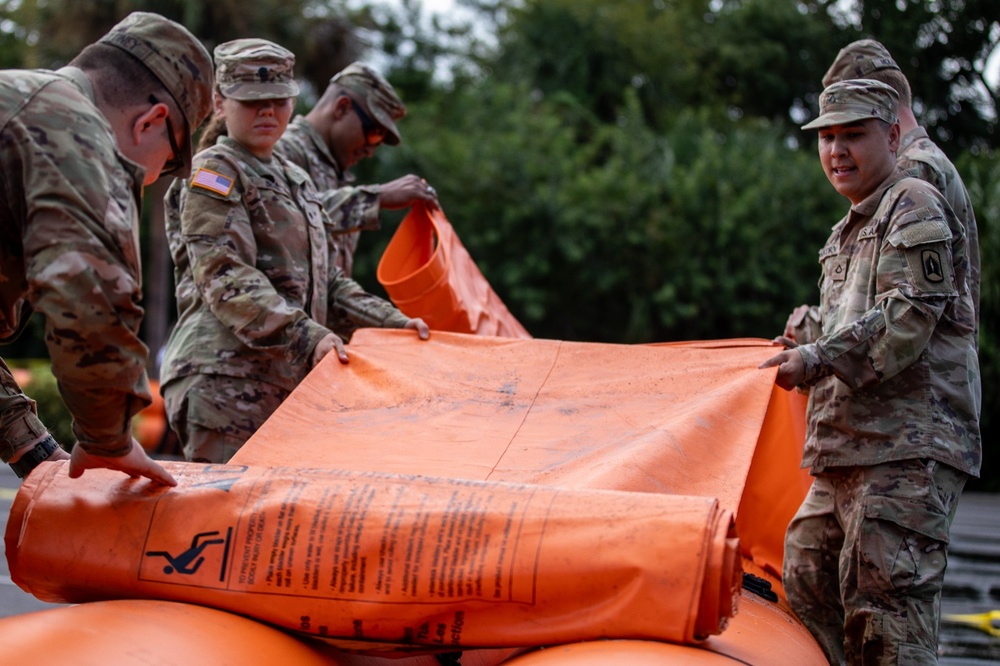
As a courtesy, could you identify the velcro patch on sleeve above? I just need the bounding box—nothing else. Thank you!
[190,168,235,196]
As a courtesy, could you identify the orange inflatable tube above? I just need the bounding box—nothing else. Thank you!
[7,460,740,651]
[377,205,531,338]
[0,599,338,665]
[501,588,827,664]
[0,599,525,666]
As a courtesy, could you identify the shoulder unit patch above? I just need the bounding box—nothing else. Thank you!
[922,249,944,283]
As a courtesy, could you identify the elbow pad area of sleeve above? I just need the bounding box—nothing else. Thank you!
[817,307,886,390]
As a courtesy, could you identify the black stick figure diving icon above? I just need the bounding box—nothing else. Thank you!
[146,530,230,576]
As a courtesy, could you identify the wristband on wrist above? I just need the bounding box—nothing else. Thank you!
[9,434,61,479]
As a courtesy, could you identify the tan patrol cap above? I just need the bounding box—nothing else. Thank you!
[98,11,214,177]
[331,62,406,145]
[822,39,900,88]
[802,79,899,131]
[214,39,300,102]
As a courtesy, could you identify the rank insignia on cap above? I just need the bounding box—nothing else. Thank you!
[191,168,235,196]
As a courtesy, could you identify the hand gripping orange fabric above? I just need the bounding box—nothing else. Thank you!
[376,204,531,338]
[6,460,739,651]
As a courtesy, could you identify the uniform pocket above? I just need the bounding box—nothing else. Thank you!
[898,641,938,665]
[858,495,949,595]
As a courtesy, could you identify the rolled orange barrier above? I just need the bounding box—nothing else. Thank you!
[377,205,531,338]
[7,460,739,652]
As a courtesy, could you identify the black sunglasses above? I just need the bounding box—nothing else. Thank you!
[150,95,184,175]
[348,97,386,147]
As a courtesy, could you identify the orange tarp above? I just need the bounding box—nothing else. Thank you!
[377,205,531,338]
[236,331,811,585]
[233,331,822,663]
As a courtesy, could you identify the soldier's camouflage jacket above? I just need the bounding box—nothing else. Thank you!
[898,127,980,327]
[160,135,408,392]
[787,127,981,346]
[274,116,381,278]
[795,169,981,476]
[0,67,151,457]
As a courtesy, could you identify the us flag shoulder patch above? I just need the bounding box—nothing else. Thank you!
[191,168,235,196]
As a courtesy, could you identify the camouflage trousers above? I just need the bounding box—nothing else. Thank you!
[783,458,967,665]
[161,374,290,464]
[0,357,48,462]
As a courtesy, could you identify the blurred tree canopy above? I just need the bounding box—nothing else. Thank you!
[0,0,997,488]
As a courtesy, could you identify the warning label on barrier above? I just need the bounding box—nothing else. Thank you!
[138,467,544,605]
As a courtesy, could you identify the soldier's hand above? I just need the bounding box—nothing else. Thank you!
[772,335,798,349]
[313,332,349,366]
[68,439,176,486]
[378,175,440,210]
[405,318,430,340]
[759,349,805,391]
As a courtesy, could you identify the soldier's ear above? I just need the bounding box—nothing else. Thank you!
[131,103,168,145]
[331,95,352,121]
[887,122,900,153]
[213,92,227,118]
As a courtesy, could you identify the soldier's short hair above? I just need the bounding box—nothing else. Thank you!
[72,43,179,117]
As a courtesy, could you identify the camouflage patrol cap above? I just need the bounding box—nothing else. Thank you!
[98,12,214,177]
[331,62,406,145]
[801,79,899,131]
[822,39,900,88]
[214,39,300,101]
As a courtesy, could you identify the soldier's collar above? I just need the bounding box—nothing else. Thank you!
[850,167,907,218]
[54,66,95,102]
[291,116,343,178]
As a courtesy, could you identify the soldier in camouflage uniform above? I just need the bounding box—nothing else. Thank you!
[274,62,440,279]
[760,80,981,665]
[160,40,429,464]
[785,39,980,345]
[0,12,214,484]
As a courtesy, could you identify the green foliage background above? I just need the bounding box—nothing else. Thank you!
[0,0,996,488]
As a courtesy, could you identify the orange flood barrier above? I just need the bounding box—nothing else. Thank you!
[232,331,825,663]
[7,460,739,650]
[377,204,531,338]
[238,332,813,588]
[4,331,825,664]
